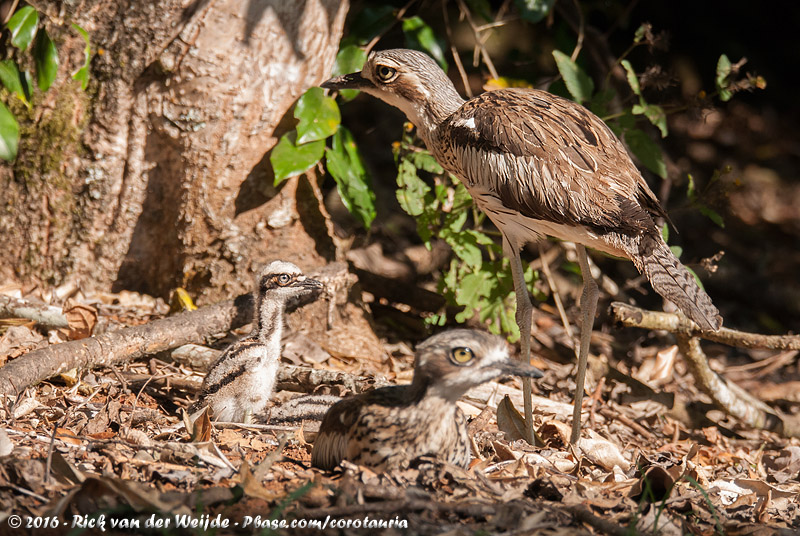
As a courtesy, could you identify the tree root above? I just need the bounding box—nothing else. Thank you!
[610,302,800,437]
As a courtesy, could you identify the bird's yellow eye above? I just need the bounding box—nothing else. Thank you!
[451,347,474,364]
[276,274,292,286]
[376,65,396,82]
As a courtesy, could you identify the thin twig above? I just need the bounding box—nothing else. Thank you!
[442,0,472,98]
[454,0,499,80]
[568,0,585,62]
[365,0,417,54]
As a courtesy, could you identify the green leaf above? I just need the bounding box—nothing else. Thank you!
[625,128,667,179]
[0,60,28,105]
[34,30,59,92]
[716,54,733,102]
[402,16,448,71]
[443,228,484,268]
[552,50,594,103]
[270,131,324,184]
[325,127,376,229]
[620,59,641,96]
[669,245,683,258]
[633,23,648,43]
[632,103,668,137]
[332,45,367,101]
[295,87,340,144]
[700,206,725,228]
[71,23,91,91]
[7,6,38,51]
[407,150,444,174]
[0,100,20,161]
[514,0,555,23]
[396,159,430,216]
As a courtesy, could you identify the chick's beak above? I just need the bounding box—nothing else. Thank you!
[320,72,374,91]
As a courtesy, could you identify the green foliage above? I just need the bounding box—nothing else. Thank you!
[624,127,667,179]
[8,6,38,50]
[0,100,20,161]
[393,130,540,339]
[332,45,367,101]
[514,0,555,23]
[621,60,667,137]
[552,50,594,104]
[71,23,91,90]
[270,131,325,184]
[0,60,29,106]
[33,30,58,91]
[402,16,448,71]
[270,86,375,230]
[687,173,725,228]
[295,87,340,144]
[325,127,376,229]
[0,5,92,161]
[716,54,733,102]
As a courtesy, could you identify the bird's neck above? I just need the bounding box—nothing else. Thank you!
[409,374,465,405]
[368,82,464,146]
[253,296,284,352]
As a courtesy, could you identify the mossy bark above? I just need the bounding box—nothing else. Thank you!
[1,0,348,303]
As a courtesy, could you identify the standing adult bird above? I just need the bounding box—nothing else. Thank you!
[321,49,722,444]
[311,329,543,471]
[191,261,324,423]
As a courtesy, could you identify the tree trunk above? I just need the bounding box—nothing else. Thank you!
[1,0,348,303]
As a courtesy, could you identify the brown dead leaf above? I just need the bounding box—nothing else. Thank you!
[0,427,14,456]
[635,345,678,386]
[191,407,212,442]
[497,395,527,442]
[63,301,98,340]
[47,476,190,517]
[0,325,44,363]
[56,428,82,446]
[580,431,631,472]
[764,446,800,483]
[239,459,279,501]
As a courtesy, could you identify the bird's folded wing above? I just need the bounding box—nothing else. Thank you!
[442,88,667,234]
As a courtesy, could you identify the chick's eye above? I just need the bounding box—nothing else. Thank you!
[451,347,474,364]
[276,274,292,286]
[376,65,396,81]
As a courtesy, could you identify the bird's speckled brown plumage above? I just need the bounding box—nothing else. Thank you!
[311,329,543,471]
[322,49,721,332]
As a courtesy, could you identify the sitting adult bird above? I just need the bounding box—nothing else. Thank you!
[311,329,543,471]
[191,261,323,423]
[321,49,722,444]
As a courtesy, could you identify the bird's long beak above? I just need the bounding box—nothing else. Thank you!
[320,72,374,91]
[496,360,544,379]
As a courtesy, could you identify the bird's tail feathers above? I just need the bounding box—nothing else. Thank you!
[634,233,722,331]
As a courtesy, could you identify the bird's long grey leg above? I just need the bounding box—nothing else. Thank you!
[503,236,535,445]
[571,243,598,445]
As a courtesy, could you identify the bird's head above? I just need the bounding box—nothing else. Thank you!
[321,48,464,135]
[256,260,323,307]
[413,329,543,402]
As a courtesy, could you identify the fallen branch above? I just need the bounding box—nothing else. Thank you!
[276,363,390,394]
[611,302,800,351]
[0,295,69,329]
[0,294,253,398]
[610,302,800,437]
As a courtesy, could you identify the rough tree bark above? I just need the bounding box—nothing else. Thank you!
[1,0,348,304]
